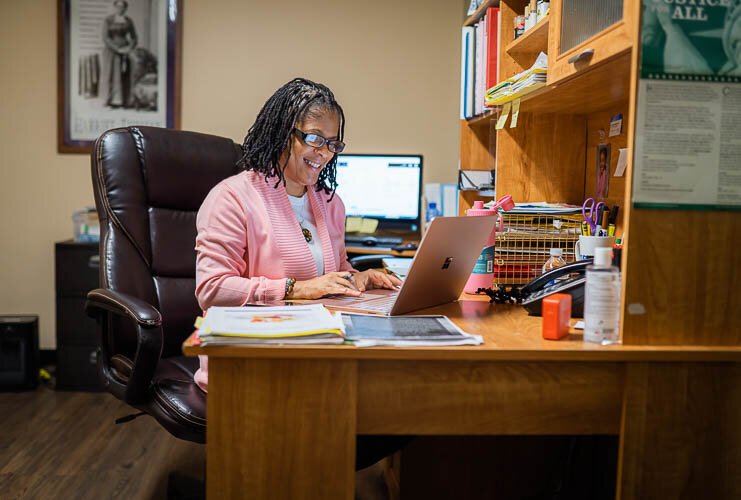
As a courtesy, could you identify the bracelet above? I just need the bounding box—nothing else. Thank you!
[284,277,296,298]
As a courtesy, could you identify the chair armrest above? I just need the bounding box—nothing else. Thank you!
[86,288,162,326]
[85,288,163,405]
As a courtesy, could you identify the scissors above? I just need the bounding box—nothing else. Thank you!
[582,198,606,235]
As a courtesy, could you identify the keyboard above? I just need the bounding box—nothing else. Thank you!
[344,234,403,247]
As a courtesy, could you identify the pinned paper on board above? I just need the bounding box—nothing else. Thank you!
[510,98,521,128]
[614,148,629,177]
[495,102,511,130]
[609,114,623,137]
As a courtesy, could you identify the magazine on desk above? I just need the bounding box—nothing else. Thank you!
[196,304,345,346]
[341,313,483,347]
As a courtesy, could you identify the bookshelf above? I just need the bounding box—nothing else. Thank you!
[457,0,740,347]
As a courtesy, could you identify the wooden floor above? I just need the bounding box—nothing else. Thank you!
[0,387,205,499]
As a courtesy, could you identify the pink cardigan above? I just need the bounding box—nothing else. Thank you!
[194,170,354,390]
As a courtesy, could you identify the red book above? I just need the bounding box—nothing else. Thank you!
[485,7,500,91]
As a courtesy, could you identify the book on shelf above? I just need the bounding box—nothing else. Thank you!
[460,26,475,119]
[460,7,500,119]
[341,313,483,347]
[195,304,345,346]
[485,6,500,91]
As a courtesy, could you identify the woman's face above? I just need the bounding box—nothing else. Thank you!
[281,109,340,197]
[114,1,127,15]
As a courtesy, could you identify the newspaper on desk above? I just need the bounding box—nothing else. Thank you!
[341,313,483,347]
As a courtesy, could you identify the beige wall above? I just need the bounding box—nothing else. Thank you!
[0,0,463,348]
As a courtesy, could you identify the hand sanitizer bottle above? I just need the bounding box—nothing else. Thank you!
[584,247,621,345]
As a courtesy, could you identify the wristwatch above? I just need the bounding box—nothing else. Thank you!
[284,277,296,298]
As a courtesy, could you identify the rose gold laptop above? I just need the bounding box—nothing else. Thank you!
[320,216,498,315]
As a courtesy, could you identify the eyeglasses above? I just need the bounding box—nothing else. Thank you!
[293,128,345,153]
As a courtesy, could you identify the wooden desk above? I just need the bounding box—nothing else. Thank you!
[183,299,741,499]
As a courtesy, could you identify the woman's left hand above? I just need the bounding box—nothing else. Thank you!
[352,269,402,292]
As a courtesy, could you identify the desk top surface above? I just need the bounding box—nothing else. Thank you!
[183,295,741,362]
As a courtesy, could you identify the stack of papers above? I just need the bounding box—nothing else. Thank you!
[485,52,547,107]
[484,201,583,214]
[196,304,345,346]
[342,314,483,347]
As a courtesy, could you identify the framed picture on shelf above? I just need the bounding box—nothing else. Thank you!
[57,0,182,154]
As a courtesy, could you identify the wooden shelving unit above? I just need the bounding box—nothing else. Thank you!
[457,0,740,348]
[506,15,549,58]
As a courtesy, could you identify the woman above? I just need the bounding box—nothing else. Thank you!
[195,78,404,476]
[102,0,137,108]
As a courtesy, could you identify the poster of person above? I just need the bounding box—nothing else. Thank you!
[633,0,741,210]
[641,0,741,79]
[596,144,611,199]
[58,0,181,153]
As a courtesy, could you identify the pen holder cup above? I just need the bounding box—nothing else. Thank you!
[574,235,615,260]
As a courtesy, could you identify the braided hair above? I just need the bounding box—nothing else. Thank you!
[236,78,345,198]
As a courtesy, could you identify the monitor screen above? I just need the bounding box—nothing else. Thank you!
[335,154,423,231]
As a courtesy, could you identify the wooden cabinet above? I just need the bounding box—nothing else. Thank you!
[547,0,633,85]
[55,240,102,391]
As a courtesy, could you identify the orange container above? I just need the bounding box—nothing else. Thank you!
[542,293,572,340]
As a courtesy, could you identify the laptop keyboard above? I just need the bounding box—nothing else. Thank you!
[353,294,397,312]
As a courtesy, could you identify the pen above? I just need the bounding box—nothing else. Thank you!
[607,223,615,237]
[608,205,620,225]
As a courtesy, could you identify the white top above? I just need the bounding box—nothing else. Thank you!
[593,247,613,267]
[288,192,324,276]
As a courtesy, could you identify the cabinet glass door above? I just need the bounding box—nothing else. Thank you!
[560,0,623,54]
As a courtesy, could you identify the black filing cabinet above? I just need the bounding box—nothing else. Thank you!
[55,240,102,391]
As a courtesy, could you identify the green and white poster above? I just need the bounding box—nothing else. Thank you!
[633,0,741,210]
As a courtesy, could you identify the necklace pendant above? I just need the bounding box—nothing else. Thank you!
[302,227,313,243]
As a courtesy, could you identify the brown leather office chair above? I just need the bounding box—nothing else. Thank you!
[85,126,242,443]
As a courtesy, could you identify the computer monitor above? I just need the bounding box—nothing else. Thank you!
[335,154,423,232]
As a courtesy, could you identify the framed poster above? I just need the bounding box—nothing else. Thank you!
[57,0,182,153]
[633,0,741,211]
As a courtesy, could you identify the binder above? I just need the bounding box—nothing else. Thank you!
[485,7,500,91]
[460,26,475,119]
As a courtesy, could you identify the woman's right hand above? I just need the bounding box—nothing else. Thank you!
[289,272,361,300]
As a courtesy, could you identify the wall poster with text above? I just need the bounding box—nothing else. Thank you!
[58,0,181,153]
[633,0,741,210]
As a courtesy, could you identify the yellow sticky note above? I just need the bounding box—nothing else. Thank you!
[359,218,379,234]
[495,102,511,130]
[510,98,521,128]
[345,217,362,232]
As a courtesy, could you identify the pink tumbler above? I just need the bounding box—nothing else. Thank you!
[463,196,515,294]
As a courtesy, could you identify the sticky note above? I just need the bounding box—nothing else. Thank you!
[614,148,628,177]
[609,114,623,137]
[359,218,379,234]
[495,102,511,130]
[510,98,521,128]
[345,217,362,232]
